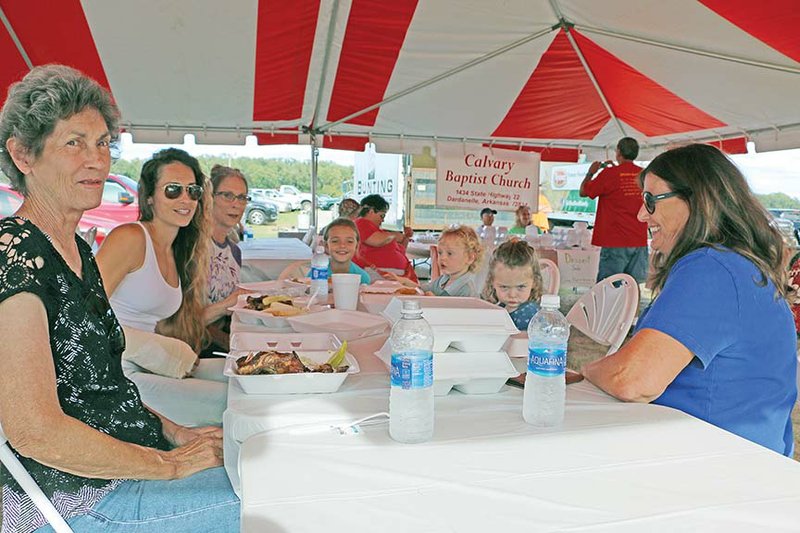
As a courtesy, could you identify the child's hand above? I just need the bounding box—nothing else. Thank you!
[383,271,418,288]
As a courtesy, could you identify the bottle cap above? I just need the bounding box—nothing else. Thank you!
[541,294,560,308]
[401,300,421,311]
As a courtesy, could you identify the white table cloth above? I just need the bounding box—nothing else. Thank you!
[223,323,800,532]
[239,238,312,282]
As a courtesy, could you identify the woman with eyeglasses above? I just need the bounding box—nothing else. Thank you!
[582,143,796,456]
[353,193,418,282]
[202,164,252,355]
[0,66,238,532]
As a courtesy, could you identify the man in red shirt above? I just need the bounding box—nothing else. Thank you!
[579,137,648,283]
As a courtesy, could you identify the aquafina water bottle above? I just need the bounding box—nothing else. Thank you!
[310,246,330,296]
[389,300,434,443]
[523,294,569,427]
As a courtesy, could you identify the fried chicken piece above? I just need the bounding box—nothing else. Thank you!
[235,350,307,375]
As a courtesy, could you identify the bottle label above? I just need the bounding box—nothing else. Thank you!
[310,266,329,281]
[390,351,433,390]
[528,346,566,377]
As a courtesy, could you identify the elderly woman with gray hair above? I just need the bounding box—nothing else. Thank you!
[0,66,238,532]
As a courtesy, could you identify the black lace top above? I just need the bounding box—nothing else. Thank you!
[0,217,171,533]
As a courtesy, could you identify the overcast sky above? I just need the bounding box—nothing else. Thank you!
[118,134,800,200]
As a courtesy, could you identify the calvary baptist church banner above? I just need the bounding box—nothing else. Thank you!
[435,144,540,212]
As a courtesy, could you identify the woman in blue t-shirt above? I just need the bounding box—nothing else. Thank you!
[582,143,797,456]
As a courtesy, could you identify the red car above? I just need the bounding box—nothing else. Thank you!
[0,175,140,247]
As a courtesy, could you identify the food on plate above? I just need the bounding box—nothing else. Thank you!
[244,294,306,316]
[394,287,419,295]
[235,350,349,375]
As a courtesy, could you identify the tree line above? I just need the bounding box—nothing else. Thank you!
[111,156,353,197]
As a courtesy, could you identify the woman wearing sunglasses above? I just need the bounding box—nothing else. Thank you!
[0,66,238,532]
[98,148,211,356]
[582,144,796,456]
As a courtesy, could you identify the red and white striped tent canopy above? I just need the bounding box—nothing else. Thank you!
[1,0,798,161]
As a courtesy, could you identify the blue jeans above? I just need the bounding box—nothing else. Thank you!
[37,467,239,533]
[597,246,648,283]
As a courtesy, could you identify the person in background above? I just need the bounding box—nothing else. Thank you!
[530,193,552,234]
[320,217,371,284]
[391,225,483,297]
[337,197,360,220]
[480,207,496,228]
[97,148,212,355]
[579,137,648,283]
[353,193,418,282]
[481,240,543,330]
[202,164,252,355]
[0,64,238,533]
[582,144,797,457]
[508,204,535,235]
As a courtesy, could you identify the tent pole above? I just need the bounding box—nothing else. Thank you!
[310,135,318,231]
[580,25,800,76]
[0,8,33,69]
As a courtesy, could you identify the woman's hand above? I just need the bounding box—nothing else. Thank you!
[167,425,223,448]
[161,431,224,479]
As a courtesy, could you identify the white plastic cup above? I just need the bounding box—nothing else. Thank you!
[332,273,361,310]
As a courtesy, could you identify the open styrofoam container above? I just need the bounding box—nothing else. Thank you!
[287,309,389,340]
[375,339,517,396]
[229,294,326,328]
[503,332,529,358]
[224,332,359,394]
[381,297,518,352]
[238,279,308,297]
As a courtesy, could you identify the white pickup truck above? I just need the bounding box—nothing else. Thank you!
[278,185,313,211]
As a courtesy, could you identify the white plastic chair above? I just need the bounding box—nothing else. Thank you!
[278,260,311,280]
[0,422,74,533]
[566,273,639,355]
[538,258,560,295]
[301,226,317,247]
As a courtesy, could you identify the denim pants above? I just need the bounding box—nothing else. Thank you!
[37,467,240,533]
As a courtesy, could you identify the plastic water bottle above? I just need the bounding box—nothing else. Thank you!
[389,300,434,443]
[523,294,569,427]
[243,226,254,242]
[310,246,330,296]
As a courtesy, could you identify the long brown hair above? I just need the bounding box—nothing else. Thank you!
[139,148,212,351]
[481,240,543,304]
[642,143,787,299]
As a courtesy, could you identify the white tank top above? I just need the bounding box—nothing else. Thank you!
[110,222,183,332]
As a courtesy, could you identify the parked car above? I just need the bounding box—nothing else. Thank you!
[83,174,140,226]
[251,188,294,212]
[767,208,800,230]
[245,198,279,225]
[317,194,341,210]
[0,183,119,247]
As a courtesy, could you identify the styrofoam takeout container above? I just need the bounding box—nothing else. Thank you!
[375,339,517,396]
[224,332,359,394]
[503,332,529,358]
[287,309,389,340]
[381,296,518,352]
[229,294,326,328]
[238,279,308,298]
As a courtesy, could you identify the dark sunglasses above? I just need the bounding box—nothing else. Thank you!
[214,191,251,203]
[643,191,681,214]
[163,182,203,201]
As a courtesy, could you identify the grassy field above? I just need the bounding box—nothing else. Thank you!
[250,211,297,238]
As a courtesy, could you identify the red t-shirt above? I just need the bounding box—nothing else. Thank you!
[354,217,409,270]
[582,161,648,247]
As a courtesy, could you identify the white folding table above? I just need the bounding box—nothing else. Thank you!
[222,328,800,532]
[239,238,312,282]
